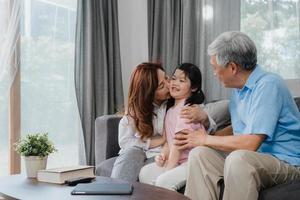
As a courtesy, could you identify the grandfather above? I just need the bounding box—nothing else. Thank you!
[174,31,300,200]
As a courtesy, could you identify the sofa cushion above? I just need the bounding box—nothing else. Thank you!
[204,100,231,130]
[258,179,300,200]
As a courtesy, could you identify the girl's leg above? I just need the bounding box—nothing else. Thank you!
[111,147,146,182]
[139,162,165,185]
[155,162,188,191]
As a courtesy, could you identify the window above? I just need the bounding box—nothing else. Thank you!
[241,0,300,80]
[20,0,80,169]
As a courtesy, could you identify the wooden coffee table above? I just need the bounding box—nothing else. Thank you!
[0,175,190,200]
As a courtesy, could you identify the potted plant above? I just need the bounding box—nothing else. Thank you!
[14,133,57,178]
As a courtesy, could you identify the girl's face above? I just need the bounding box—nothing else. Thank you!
[170,69,192,101]
[154,69,170,105]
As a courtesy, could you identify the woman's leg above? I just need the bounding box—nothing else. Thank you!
[111,147,146,182]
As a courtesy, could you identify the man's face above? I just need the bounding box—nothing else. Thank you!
[210,56,235,88]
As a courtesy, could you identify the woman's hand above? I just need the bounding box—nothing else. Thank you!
[173,128,208,150]
[149,133,166,148]
[155,153,167,167]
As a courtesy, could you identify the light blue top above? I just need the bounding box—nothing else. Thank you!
[230,65,300,165]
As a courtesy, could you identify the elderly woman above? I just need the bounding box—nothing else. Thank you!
[111,62,216,182]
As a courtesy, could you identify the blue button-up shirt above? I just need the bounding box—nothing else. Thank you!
[230,65,300,165]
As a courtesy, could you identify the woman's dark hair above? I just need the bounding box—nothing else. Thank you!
[127,62,164,140]
[168,63,205,108]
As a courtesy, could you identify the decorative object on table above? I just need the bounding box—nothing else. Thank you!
[37,165,94,184]
[14,133,57,178]
[71,182,133,195]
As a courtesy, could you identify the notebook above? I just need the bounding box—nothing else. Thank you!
[71,182,133,195]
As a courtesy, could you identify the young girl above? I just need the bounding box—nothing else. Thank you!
[139,63,206,191]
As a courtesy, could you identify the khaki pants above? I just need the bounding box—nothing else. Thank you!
[185,146,300,200]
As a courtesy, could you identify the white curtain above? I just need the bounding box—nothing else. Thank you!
[0,0,22,90]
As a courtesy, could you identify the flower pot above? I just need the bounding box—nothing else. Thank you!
[24,156,48,178]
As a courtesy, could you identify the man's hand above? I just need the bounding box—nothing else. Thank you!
[180,105,209,126]
[155,153,167,167]
[174,129,208,150]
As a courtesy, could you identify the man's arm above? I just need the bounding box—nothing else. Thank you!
[180,105,216,132]
[205,134,266,152]
[214,125,233,136]
[174,128,266,152]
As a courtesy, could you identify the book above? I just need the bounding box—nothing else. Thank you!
[37,165,95,184]
[71,182,133,195]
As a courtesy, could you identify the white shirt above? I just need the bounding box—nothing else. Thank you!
[118,102,167,158]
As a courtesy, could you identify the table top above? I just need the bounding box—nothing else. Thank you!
[0,175,189,200]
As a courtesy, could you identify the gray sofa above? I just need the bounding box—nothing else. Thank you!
[95,98,300,199]
[95,100,231,176]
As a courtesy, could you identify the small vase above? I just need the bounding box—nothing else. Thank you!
[24,156,48,178]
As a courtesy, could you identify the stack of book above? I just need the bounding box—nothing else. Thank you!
[37,165,94,184]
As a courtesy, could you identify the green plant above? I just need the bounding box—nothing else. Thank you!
[14,133,57,157]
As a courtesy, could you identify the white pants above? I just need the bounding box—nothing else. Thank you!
[139,162,187,191]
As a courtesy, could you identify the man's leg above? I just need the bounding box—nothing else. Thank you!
[223,150,300,200]
[185,146,226,200]
[111,147,146,182]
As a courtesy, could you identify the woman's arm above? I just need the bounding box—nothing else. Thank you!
[118,116,150,150]
[149,130,166,148]
[119,116,165,150]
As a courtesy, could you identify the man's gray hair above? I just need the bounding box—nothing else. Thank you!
[207,31,257,70]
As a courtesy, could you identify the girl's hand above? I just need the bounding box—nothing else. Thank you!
[155,153,167,167]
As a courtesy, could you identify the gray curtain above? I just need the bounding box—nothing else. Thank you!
[75,0,124,165]
[148,0,240,101]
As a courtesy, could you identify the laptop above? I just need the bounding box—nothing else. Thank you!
[71,182,133,195]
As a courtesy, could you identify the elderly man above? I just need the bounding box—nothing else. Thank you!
[175,31,300,200]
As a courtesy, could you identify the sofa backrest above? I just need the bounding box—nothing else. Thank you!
[205,97,300,130]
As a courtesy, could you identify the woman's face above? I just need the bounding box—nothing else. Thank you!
[154,69,170,105]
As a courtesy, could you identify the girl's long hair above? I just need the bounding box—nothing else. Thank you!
[168,63,205,108]
[127,63,164,140]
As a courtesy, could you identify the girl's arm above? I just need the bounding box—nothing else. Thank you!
[155,142,169,167]
[165,143,181,170]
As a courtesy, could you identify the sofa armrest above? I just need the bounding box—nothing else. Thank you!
[95,115,122,167]
[204,100,231,130]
